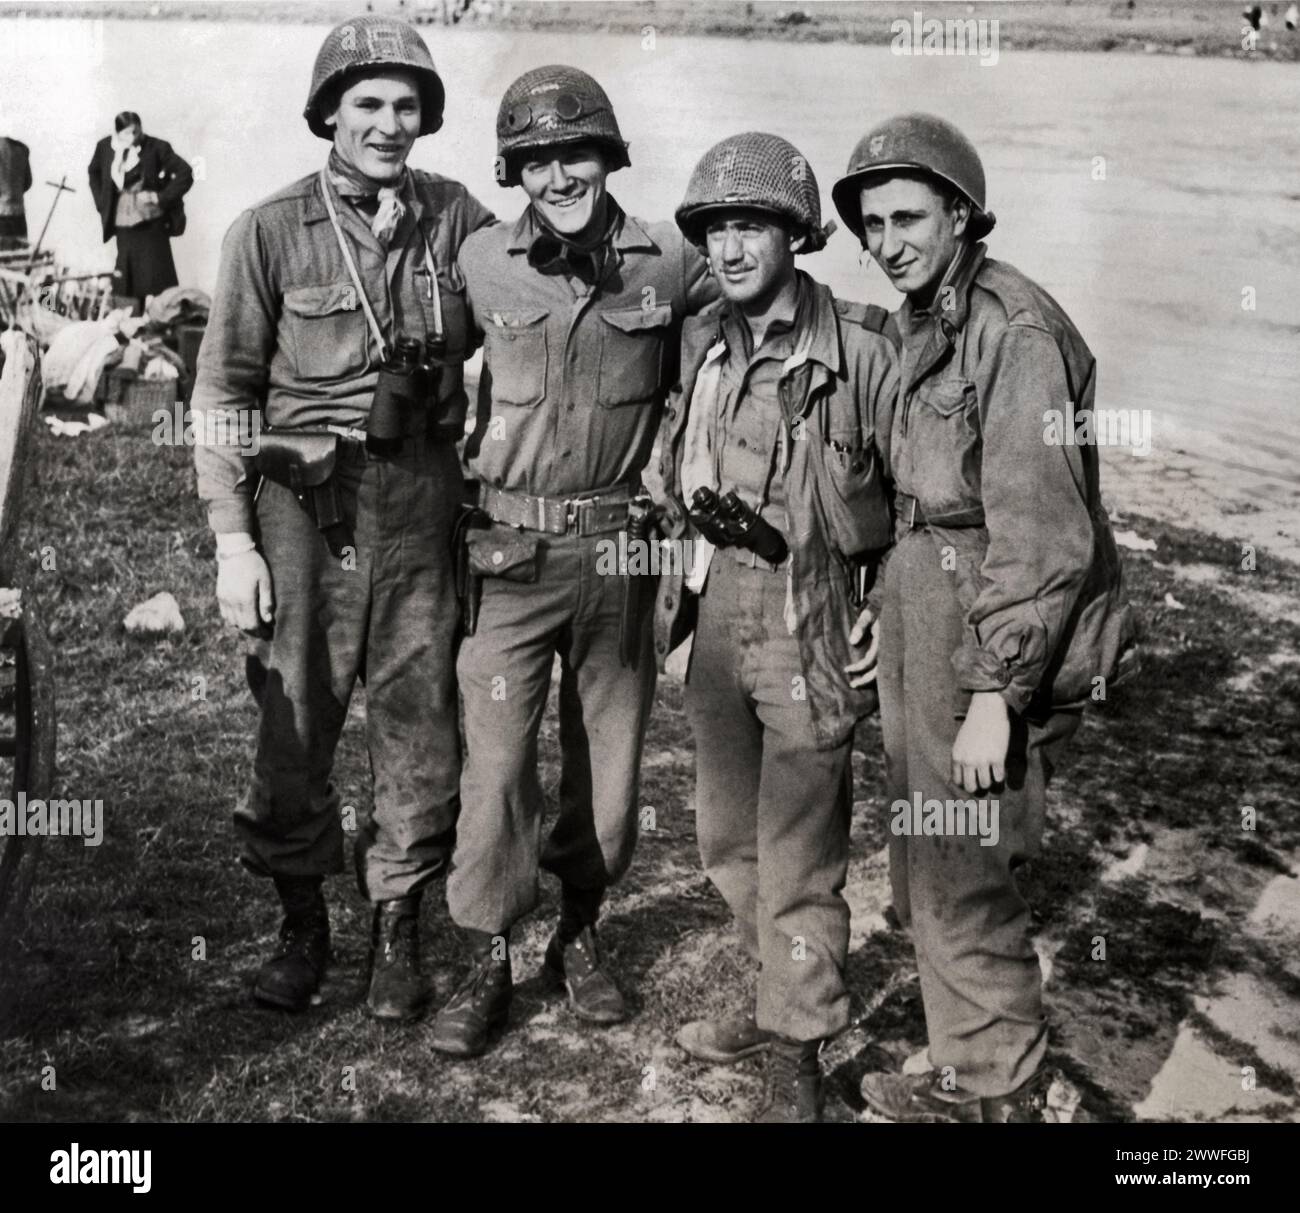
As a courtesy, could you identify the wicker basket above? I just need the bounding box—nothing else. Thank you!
[102,372,185,425]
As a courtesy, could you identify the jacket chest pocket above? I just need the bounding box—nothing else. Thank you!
[597,304,673,407]
[905,376,982,512]
[818,423,888,558]
[282,283,367,382]
[483,308,549,407]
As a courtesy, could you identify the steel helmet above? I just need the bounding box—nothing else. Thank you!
[831,113,996,244]
[496,65,630,187]
[304,15,446,140]
[676,131,828,253]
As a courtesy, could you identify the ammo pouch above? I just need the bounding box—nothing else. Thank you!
[453,511,541,636]
[252,430,345,539]
[464,522,541,582]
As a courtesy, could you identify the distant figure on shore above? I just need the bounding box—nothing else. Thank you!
[0,134,32,251]
[88,112,193,310]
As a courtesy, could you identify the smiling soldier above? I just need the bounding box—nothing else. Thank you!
[831,114,1135,1122]
[429,66,716,1058]
[192,16,493,1020]
[650,132,899,1122]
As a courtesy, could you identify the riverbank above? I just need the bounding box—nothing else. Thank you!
[2,1,1298,62]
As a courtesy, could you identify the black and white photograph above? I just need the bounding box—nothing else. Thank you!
[0,0,1296,1184]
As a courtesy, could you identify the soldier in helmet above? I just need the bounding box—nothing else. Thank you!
[650,132,899,1122]
[192,15,494,1020]
[832,114,1134,1121]
[428,65,716,1058]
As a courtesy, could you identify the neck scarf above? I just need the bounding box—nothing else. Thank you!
[527,199,616,286]
[327,147,409,246]
[110,136,142,192]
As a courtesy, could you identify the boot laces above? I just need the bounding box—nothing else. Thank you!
[761,1046,801,1109]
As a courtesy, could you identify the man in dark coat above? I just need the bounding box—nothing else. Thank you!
[0,135,32,250]
[88,113,193,306]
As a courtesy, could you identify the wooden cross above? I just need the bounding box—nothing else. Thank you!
[27,176,77,273]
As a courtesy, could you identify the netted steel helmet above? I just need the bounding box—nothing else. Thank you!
[832,113,996,243]
[496,65,629,186]
[304,15,445,140]
[676,132,828,253]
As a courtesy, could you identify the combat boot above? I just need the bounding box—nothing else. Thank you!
[541,884,627,1025]
[676,1014,773,1064]
[429,930,512,1057]
[755,1036,824,1123]
[367,896,425,1022]
[252,874,331,1011]
[859,1067,1049,1123]
[542,924,627,1025]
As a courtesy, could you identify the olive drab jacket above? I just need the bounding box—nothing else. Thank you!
[193,168,494,535]
[649,276,900,751]
[458,199,716,497]
[886,241,1138,713]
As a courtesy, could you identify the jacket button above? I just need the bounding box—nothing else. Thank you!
[491,550,504,566]
[852,461,865,474]
[566,402,575,411]
[737,438,747,449]
[664,597,674,609]
[667,408,676,420]
[656,641,667,653]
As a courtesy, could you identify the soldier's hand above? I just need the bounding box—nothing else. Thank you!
[951,691,1010,793]
[217,548,275,635]
[844,605,879,688]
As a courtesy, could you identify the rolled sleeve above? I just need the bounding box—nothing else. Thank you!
[953,324,1095,711]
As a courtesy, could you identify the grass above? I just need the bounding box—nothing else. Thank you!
[0,402,1297,1122]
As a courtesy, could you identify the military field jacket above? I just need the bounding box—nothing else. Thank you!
[649,276,900,750]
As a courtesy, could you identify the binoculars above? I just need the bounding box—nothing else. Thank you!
[689,486,788,566]
[368,333,462,456]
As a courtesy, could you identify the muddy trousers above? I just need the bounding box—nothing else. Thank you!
[447,531,655,934]
[878,528,1082,1097]
[683,556,853,1043]
[234,437,464,903]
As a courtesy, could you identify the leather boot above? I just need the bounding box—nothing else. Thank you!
[755,1036,824,1123]
[859,1067,1049,1123]
[676,1015,773,1064]
[429,929,512,1058]
[252,874,330,1011]
[542,924,627,1025]
[367,896,425,1022]
[541,885,627,1025]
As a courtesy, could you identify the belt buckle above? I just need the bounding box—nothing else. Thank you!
[565,497,585,535]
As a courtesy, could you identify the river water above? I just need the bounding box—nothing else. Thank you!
[3,17,1298,497]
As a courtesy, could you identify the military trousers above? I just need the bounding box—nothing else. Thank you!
[878,528,1082,1097]
[683,555,854,1043]
[235,435,464,902]
[447,530,655,934]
